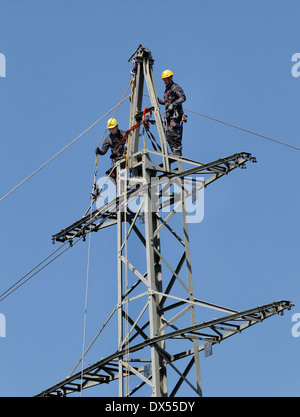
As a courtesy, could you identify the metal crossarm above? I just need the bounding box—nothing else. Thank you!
[36,300,293,397]
[52,150,256,244]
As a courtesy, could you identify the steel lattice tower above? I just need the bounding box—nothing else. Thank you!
[36,45,293,397]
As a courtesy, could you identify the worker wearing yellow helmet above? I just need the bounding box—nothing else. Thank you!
[95,118,127,180]
[158,69,186,156]
[161,69,174,80]
[95,118,127,158]
[106,118,119,130]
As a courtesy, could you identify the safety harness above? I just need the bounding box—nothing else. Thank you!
[112,107,161,154]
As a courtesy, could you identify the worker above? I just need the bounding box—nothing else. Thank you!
[95,118,127,181]
[158,70,186,156]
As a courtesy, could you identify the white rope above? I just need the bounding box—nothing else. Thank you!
[80,202,93,396]
[68,305,117,378]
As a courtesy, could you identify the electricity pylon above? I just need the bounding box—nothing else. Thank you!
[37,45,293,397]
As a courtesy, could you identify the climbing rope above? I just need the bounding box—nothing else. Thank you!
[68,305,118,378]
[124,157,130,395]
[80,200,93,396]
[91,81,133,204]
[87,80,138,395]
[124,79,133,396]
[81,78,133,388]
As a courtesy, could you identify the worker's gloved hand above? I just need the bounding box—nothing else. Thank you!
[110,152,117,159]
[167,104,173,113]
[95,147,101,155]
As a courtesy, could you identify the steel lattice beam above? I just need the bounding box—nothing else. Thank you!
[51,151,256,244]
[36,300,293,397]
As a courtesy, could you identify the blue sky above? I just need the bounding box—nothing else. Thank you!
[0,0,299,397]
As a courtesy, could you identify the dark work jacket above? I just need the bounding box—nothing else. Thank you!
[158,81,186,119]
[98,129,127,159]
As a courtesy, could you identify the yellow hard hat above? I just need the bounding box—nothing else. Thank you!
[162,69,174,79]
[107,118,118,129]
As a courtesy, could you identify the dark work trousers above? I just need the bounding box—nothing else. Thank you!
[165,113,183,155]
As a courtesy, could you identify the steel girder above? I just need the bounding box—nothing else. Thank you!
[36,300,293,397]
[51,151,256,244]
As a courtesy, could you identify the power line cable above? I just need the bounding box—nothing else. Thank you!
[184,108,300,151]
[0,201,105,302]
[0,241,69,300]
[0,95,130,204]
[143,92,299,151]
[0,238,81,302]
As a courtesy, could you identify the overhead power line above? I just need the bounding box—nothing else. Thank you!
[0,94,130,204]
[184,108,300,151]
[0,198,108,302]
[0,241,72,302]
[0,236,86,302]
